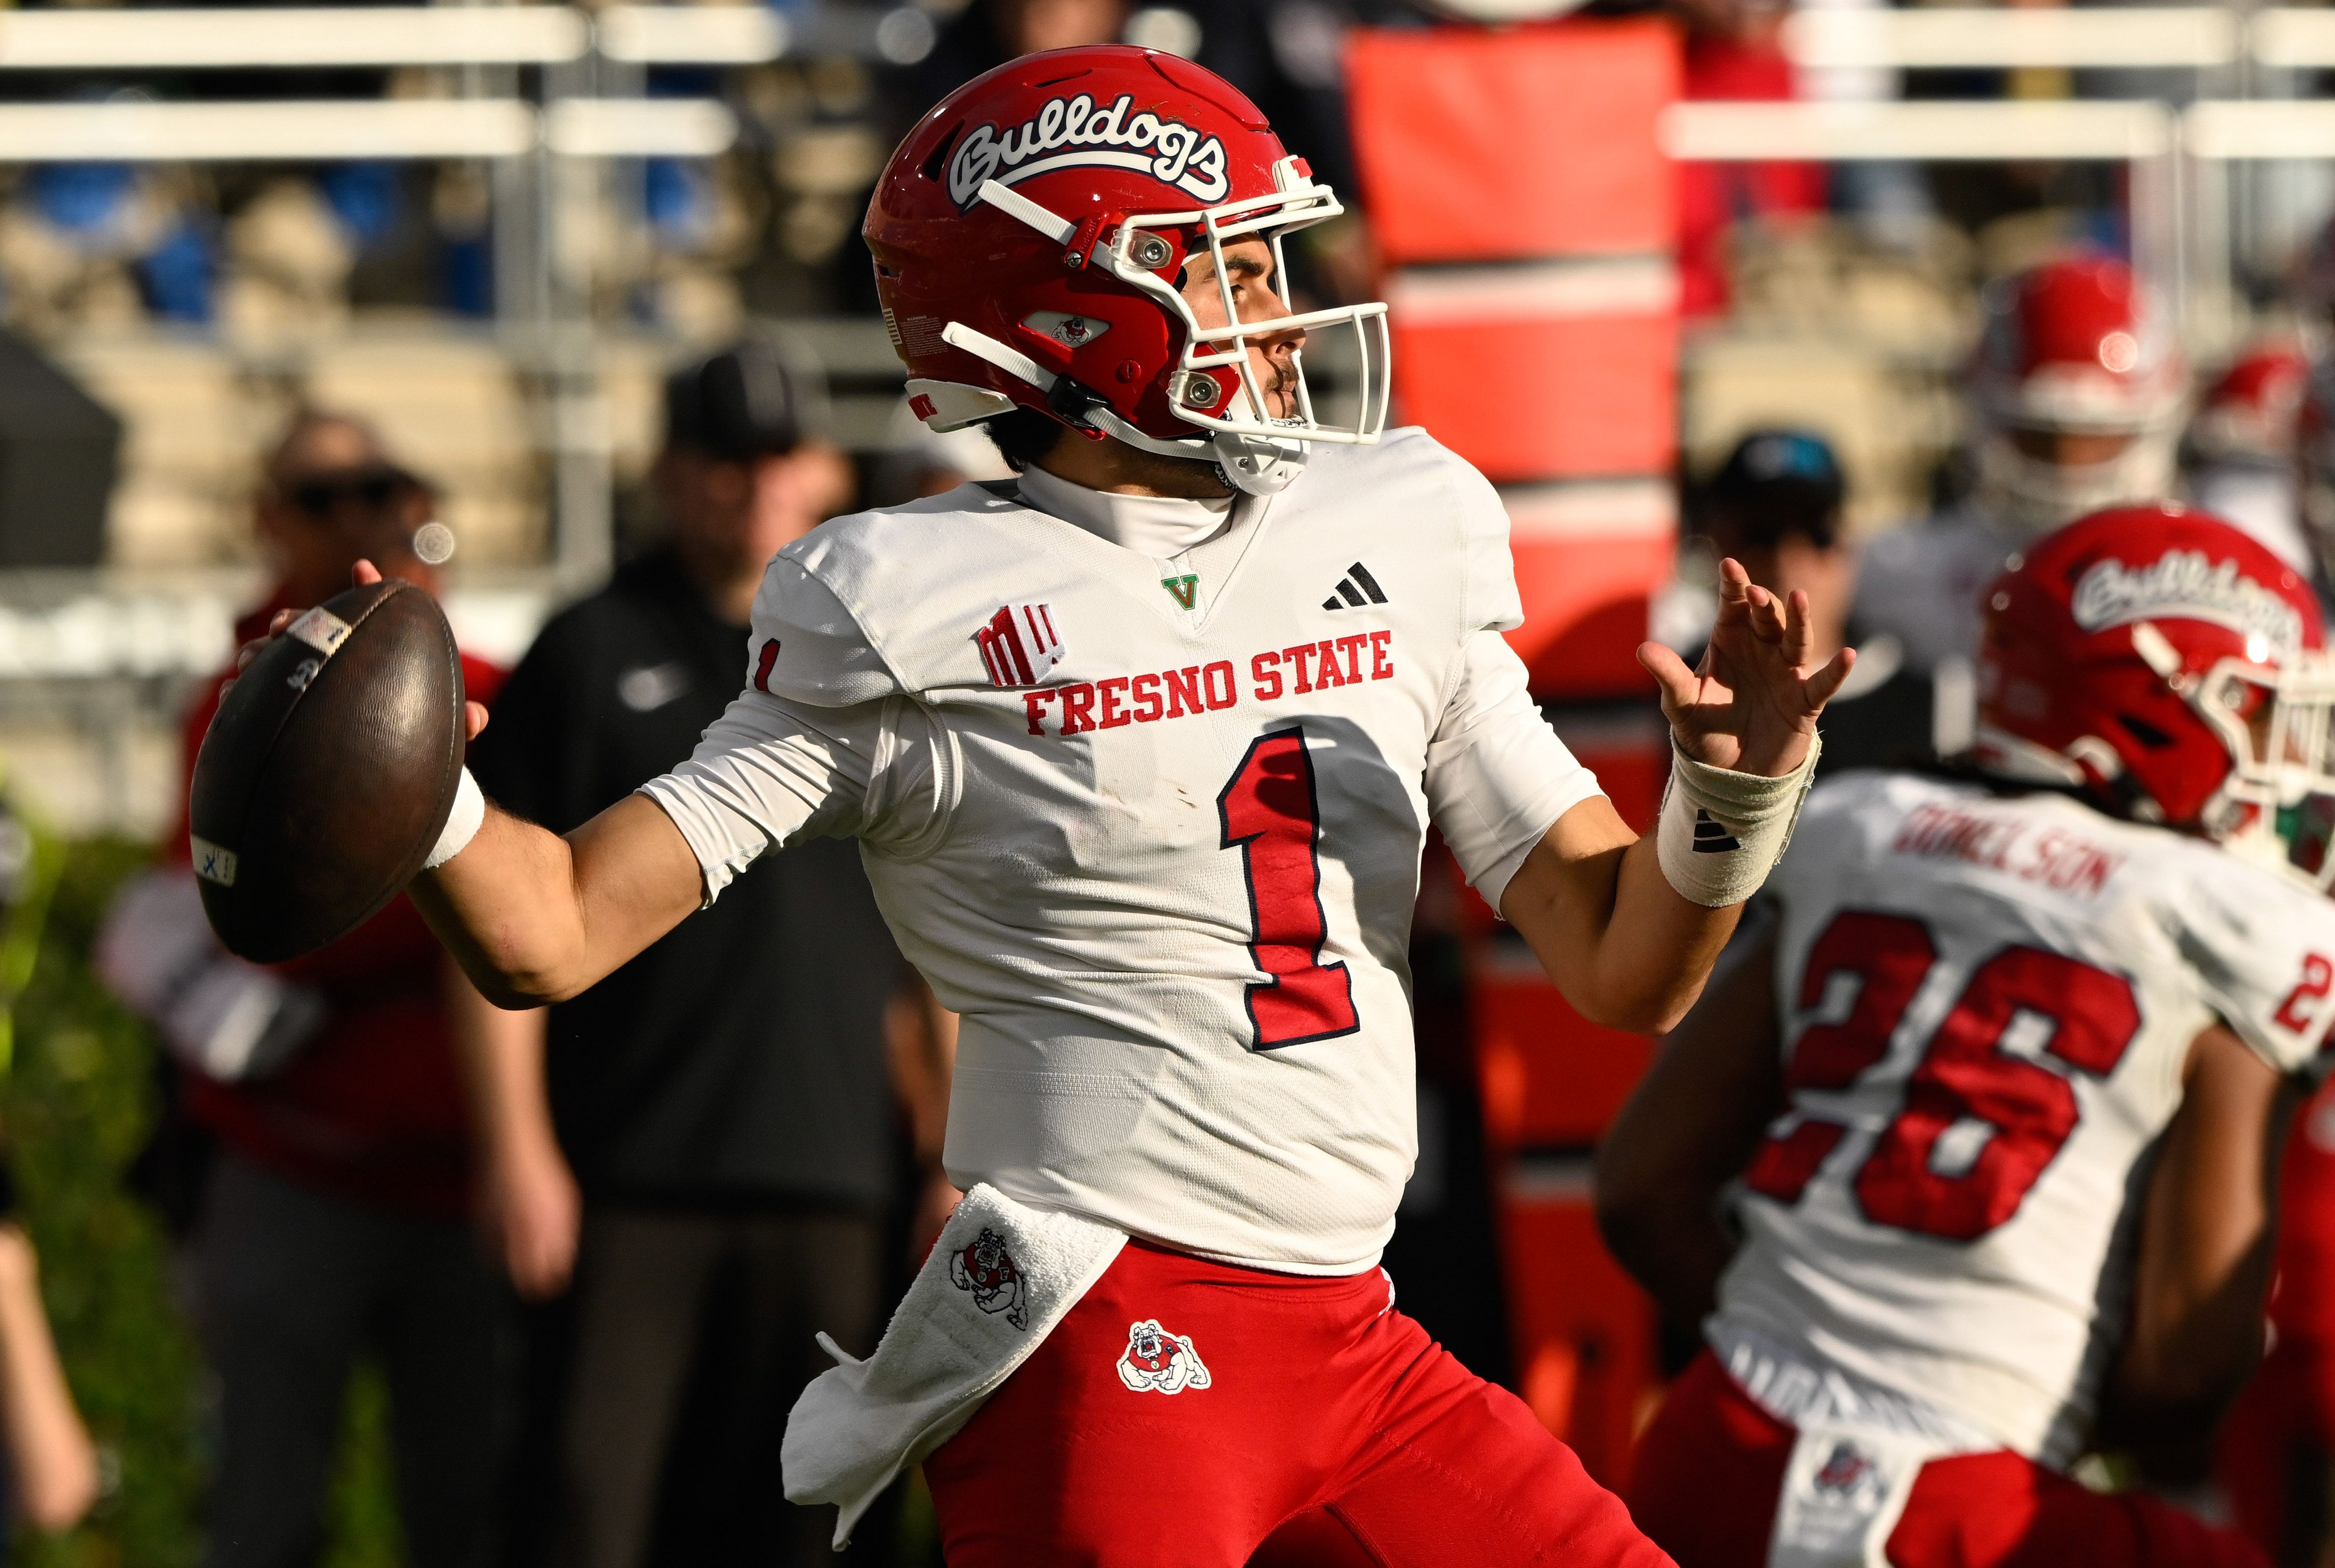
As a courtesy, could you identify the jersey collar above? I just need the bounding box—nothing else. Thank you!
[1015,463,1233,562]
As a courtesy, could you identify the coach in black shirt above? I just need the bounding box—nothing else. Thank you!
[460,342,951,1568]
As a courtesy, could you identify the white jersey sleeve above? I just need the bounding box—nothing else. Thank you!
[747,550,903,707]
[2163,846,2335,1076]
[638,546,954,902]
[1424,630,1603,911]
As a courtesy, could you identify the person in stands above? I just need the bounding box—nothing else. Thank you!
[459,342,950,1568]
[111,411,510,1568]
[1696,428,1935,774]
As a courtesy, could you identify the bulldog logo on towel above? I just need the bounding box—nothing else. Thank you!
[948,1227,1029,1330]
[1116,1319,1211,1395]
[1811,1440,1883,1503]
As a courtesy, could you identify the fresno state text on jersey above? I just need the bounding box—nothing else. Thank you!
[643,429,1602,1274]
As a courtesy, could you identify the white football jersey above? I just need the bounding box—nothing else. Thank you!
[1714,770,2335,1466]
[642,429,1601,1273]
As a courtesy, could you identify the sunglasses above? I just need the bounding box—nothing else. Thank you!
[287,467,411,518]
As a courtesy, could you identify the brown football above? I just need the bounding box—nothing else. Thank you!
[189,578,465,963]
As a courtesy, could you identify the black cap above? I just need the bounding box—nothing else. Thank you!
[664,340,815,461]
[1704,428,1846,549]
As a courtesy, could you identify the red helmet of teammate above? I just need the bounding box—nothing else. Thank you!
[1969,255,2186,535]
[2190,342,2312,466]
[1976,503,2335,887]
[864,46,1389,495]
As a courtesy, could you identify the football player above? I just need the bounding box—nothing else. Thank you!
[2288,359,2335,605]
[1601,503,2335,1568]
[1854,256,2187,683]
[2183,343,2313,578]
[251,46,1850,1566]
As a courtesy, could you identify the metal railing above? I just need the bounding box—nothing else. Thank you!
[1779,6,2335,72]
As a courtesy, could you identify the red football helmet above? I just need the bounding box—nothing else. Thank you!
[1976,503,2335,887]
[1969,256,2185,535]
[2190,342,2311,466]
[864,46,1388,495]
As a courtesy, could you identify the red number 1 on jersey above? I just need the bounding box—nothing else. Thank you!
[1219,729,1360,1049]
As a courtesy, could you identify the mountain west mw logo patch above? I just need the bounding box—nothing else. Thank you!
[1162,574,1199,610]
[948,1227,1029,1331]
[973,603,1065,688]
[1116,1319,1211,1395]
[1321,562,1388,612]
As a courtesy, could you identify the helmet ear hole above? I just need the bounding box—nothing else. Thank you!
[2119,713,2177,750]
[919,123,963,183]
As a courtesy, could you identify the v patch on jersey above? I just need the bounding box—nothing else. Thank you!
[974,603,1065,687]
[1162,574,1198,610]
[1321,562,1388,612]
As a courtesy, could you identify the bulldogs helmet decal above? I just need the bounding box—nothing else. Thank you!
[948,1227,1029,1330]
[1115,1318,1212,1395]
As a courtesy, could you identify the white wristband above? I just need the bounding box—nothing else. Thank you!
[1655,735,1821,908]
[424,766,485,871]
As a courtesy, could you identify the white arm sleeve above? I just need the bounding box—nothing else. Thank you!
[638,688,951,905]
[2174,850,2335,1077]
[1424,630,1605,913]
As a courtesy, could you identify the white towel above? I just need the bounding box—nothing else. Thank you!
[782,1183,1127,1548]
[1768,1421,1943,1568]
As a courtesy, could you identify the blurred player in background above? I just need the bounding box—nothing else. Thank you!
[2288,362,2335,611]
[106,412,512,1568]
[1604,505,2335,1568]
[2217,358,2335,1568]
[457,342,946,1568]
[1854,256,2187,745]
[2182,343,2314,579]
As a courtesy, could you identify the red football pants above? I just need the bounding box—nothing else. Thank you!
[923,1241,1670,1567]
[1627,1353,2266,1568]
[2218,1333,2335,1563]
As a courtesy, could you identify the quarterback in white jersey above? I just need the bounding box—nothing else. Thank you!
[281,43,1856,1568]
[1604,505,2335,1568]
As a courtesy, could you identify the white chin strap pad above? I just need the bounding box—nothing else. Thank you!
[1211,430,1308,495]
[1085,408,1307,497]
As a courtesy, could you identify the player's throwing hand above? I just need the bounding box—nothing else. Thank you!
[1637,557,1854,778]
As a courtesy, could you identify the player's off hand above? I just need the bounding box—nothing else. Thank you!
[225,560,489,741]
[1637,557,1853,777]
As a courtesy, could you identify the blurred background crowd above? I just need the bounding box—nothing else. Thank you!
[0,0,2329,1564]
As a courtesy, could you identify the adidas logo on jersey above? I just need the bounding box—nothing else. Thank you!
[974,603,1065,688]
[1321,562,1389,612]
[1691,810,1740,853]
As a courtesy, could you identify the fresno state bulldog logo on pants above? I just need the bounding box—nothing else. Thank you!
[1116,1319,1212,1395]
[949,1226,1030,1330]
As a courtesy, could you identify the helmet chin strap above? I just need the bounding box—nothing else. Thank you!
[1086,407,1308,497]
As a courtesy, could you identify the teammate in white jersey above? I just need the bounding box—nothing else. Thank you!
[1854,256,2187,690]
[2184,343,2314,578]
[235,44,1853,1567]
[1602,503,2335,1568]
